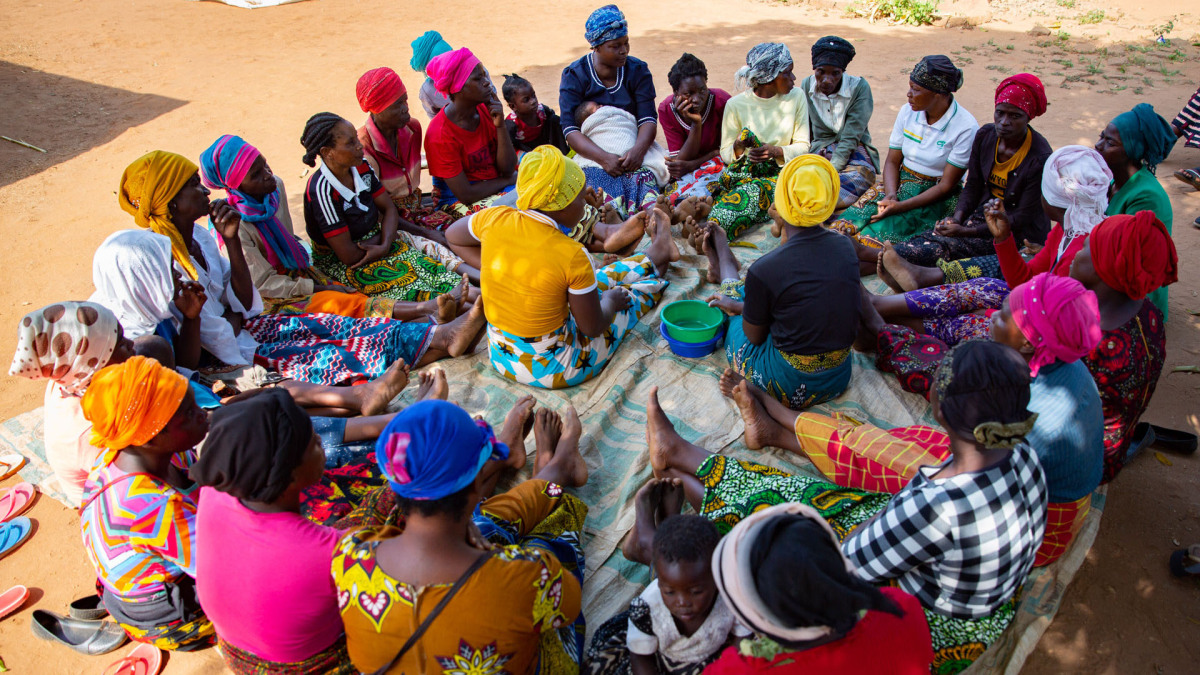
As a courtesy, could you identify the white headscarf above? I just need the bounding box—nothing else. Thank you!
[89,229,175,340]
[735,43,793,91]
[1041,145,1112,240]
[9,301,120,395]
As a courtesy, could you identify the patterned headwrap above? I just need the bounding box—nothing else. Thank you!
[357,67,408,114]
[585,5,627,48]
[909,55,963,95]
[933,341,1036,448]
[426,47,482,97]
[736,43,793,90]
[199,135,310,272]
[9,302,120,396]
[1111,103,1177,173]
[118,151,200,280]
[375,400,510,500]
[1087,212,1178,300]
[774,155,840,227]
[994,73,1047,119]
[410,30,452,73]
[1040,145,1111,240]
[81,355,189,452]
[516,145,586,212]
[1008,273,1102,377]
[811,36,855,70]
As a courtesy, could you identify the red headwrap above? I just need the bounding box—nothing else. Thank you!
[1087,211,1178,300]
[995,73,1047,119]
[356,67,407,114]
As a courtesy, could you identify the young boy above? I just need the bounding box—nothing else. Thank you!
[502,73,570,155]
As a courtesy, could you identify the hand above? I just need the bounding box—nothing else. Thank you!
[173,279,207,319]
[870,197,901,223]
[706,293,743,316]
[1020,239,1044,256]
[934,217,966,237]
[599,152,624,177]
[747,145,775,164]
[351,242,391,269]
[665,156,697,181]
[618,146,647,173]
[210,200,242,240]
[465,521,495,551]
[674,97,703,125]
[487,98,505,128]
[602,287,632,312]
[983,199,1012,241]
[732,138,746,157]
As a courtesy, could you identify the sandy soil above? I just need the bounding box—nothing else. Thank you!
[0,0,1197,672]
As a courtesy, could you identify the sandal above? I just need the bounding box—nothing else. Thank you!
[0,585,30,622]
[0,452,26,482]
[0,482,36,523]
[1173,167,1200,190]
[1169,544,1200,577]
[102,643,163,675]
[0,516,32,560]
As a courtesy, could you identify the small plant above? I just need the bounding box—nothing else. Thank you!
[1079,10,1105,24]
[1126,54,1148,66]
[1168,49,1187,62]
[1057,30,1071,41]
[1052,58,1074,68]
[846,0,941,26]
[1156,64,1182,77]
[1150,20,1174,38]
[1006,44,1015,50]
[1081,58,1103,75]
[986,64,1012,74]
[1142,76,1155,87]
[1055,0,1075,7]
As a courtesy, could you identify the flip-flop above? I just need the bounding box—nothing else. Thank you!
[0,585,30,621]
[0,453,26,482]
[1170,544,1200,577]
[0,516,32,560]
[101,643,163,675]
[0,482,36,523]
[1173,167,1200,190]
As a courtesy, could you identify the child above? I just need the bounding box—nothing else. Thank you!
[502,73,570,156]
[573,102,670,218]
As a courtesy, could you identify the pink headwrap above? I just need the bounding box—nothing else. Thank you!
[1009,273,1101,376]
[425,47,481,97]
[357,67,407,114]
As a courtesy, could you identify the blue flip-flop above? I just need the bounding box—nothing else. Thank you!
[0,516,32,560]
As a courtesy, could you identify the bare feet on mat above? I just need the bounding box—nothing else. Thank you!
[535,406,589,487]
[732,380,774,451]
[645,207,678,268]
[360,359,410,416]
[415,369,448,401]
[601,202,623,225]
[768,203,785,238]
[881,243,940,292]
[444,297,487,357]
[499,395,536,470]
[603,212,648,253]
[697,222,725,284]
[658,477,685,522]
[647,386,689,477]
[622,476,685,564]
[584,186,604,210]
[533,407,563,476]
[434,293,458,324]
[719,368,746,400]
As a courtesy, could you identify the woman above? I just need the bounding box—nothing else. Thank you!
[1171,86,1200,203]
[702,156,859,409]
[708,42,810,239]
[888,74,1052,267]
[334,400,590,674]
[79,356,214,650]
[831,55,978,252]
[424,48,519,216]
[410,30,453,118]
[801,35,879,210]
[647,340,1048,674]
[1096,103,1176,318]
[705,504,933,674]
[658,53,729,205]
[446,146,673,389]
[559,5,658,181]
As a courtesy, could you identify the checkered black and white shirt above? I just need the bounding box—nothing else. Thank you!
[842,442,1048,620]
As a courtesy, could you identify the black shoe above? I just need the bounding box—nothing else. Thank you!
[68,594,108,621]
[30,609,127,655]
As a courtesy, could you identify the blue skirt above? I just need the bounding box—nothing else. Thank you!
[725,316,852,410]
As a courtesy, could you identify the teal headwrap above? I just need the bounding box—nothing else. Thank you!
[410,31,452,73]
[1112,103,1177,173]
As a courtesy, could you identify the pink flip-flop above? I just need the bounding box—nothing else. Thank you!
[0,482,36,523]
[0,585,29,621]
[102,643,163,675]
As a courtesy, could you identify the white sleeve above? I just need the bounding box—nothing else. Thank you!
[888,106,908,149]
[626,616,659,656]
[945,120,979,169]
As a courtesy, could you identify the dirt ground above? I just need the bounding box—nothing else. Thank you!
[0,0,1197,672]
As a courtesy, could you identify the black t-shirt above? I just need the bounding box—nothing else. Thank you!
[303,163,386,246]
[742,226,861,355]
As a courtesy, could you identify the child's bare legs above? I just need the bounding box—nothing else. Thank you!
[532,406,589,487]
[279,358,411,417]
[622,476,685,565]
[341,370,449,442]
[419,298,487,364]
[645,387,710,511]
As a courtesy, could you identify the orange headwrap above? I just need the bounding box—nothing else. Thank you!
[81,356,189,452]
[119,151,201,280]
[1087,211,1178,300]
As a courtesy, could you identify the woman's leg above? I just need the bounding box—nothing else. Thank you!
[718,369,803,453]
[698,221,741,285]
[279,359,411,417]
[341,370,449,442]
[878,242,946,292]
[645,387,713,511]
[419,298,488,364]
[530,406,589,488]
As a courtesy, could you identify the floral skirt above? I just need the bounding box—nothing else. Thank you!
[902,277,1007,345]
[219,635,356,675]
[707,128,781,239]
[816,143,878,210]
[831,166,959,243]
[892,201,995,266]
[487,254,667,389]
[584,167,661,219]
[101,577,215,652]
[312,230,462,301]
[938,254,1003,284]
[667,157,725,207]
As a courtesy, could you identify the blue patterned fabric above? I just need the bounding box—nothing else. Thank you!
[584,4,627,47]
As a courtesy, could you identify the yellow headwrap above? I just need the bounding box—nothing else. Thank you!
[774,154,840,227]
[515,145,586,212]
[119,151,201,280]
[82,355,189,452]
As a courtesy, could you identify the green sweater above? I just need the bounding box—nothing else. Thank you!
[1105,167,1174,319]
[801,75,879,172]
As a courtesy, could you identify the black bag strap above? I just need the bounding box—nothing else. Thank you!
[370,551,494,675]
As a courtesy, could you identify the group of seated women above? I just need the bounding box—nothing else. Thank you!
[4,3,1188,675]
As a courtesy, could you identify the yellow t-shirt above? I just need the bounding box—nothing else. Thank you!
[470,206,597,337]
[988,130,1032,199]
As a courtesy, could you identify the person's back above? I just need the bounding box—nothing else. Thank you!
[1027,359,1104,502]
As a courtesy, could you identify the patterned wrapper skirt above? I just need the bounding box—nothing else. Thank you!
[312,228,462,301]
[891,200,997,266]
[219,635,356,675]
[696,454,1017,675]
[584,167,661,219]
[487,254,667,389]
[937,254,1003,285]
[264,289,398,320]
[706,129,779,239]
[101,577,216,652]
[430,177,515,217]
[667,157,725,207]
[831,165,959,243]
[816,143,878,210]
[900,276,1008,345]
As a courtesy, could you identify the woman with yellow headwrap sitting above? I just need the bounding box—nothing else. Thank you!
[446,145,674,388]
[700,155,860,409]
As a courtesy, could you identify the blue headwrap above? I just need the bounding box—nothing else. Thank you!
[585,5,627,48]
[1112,103,1178,173]
[375,400,510,500]
[410,30,453,73]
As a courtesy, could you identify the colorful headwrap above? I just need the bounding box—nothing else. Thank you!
[585,4,628,48]
[994,73,1047,119]
[9,302,120,396]
[1040,145,1111,240]
[811,36,855,70]
[357,67,408,114]
[933,341,1036,449]
[118,151,201,280]
[199,135,310,272]
[410,31,452,73]
[1008,273,1102,377]
[736,43,793,90]
[909,55,963,95]
[774,155,840,227]
[375,400,510,500]
[1111,103,1178,173]
[425,47,482,97]
[516,145,586,212]
[81,355,189,452]
[1087,212,1179,300]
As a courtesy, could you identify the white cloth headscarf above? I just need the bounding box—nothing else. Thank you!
[735,43,793,90]
[1041,145,1112,240]
[9,301,119,395]
[89,229,176,340]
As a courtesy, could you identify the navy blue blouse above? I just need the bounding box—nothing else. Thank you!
[558,54,657,137]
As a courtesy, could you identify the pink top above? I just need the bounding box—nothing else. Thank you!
[657,88,731,155]
[195,487,344,662]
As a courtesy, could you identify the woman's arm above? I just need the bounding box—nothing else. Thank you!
[490,99,519,176]
[442,171,516,206]
[209,202,256,310]
[237,221,315,298]
[718,103,742,165]
[172,280,206,371]
[776,96,812,163]
[830,81,874,170]
[741,318,770,346]
[949,128,988,224]
[445,216,483,272]
[619,122,658,173]
[568,287,630,338]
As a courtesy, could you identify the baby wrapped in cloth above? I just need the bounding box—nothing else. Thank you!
[574,102,669,216]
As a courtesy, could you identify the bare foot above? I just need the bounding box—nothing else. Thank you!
[645,207,678,268]
[673,196,698,225]
[532,408,563,476]
[499,395,536,470]
[719,367,746,400]
[443,297,487,357]
[697,222,721,283]
[622,478,677,565]
[360,359,410,416]
[657,477,685,523]
[655,193,674,223]
[768,203,785,238]
[601,202,623,225]
[646,386,685,476]
[434,293,458,324]
[415,369,448,401]
[454,274,471,313]
[584,186,603,210]
[602,212,648,253]
[601,253,620,266]
[732,380,775,451]
[880,243,941,292]
[536,406,588,487]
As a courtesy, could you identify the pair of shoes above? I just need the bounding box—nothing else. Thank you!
[1132,422,1199,456]
[30,609,128,655]
[1170,544,1200,577]
[70,594,109,620]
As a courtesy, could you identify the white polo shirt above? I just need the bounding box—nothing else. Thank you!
[887,100,979,177]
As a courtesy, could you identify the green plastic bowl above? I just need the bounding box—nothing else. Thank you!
[660,300,725,343]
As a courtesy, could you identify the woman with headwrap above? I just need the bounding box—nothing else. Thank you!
[410,30,453,118]
[334,399,590,674]
[704,503,933,674]
[706,42,810,239]
[1096,103,1177,318]
[445,145,673,389]
[559,5,659,179]
[646,340,1048,674]
[801,35,880,210]
[831,55,979,252]
[659,53,730,206]
[700,156,859,409]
